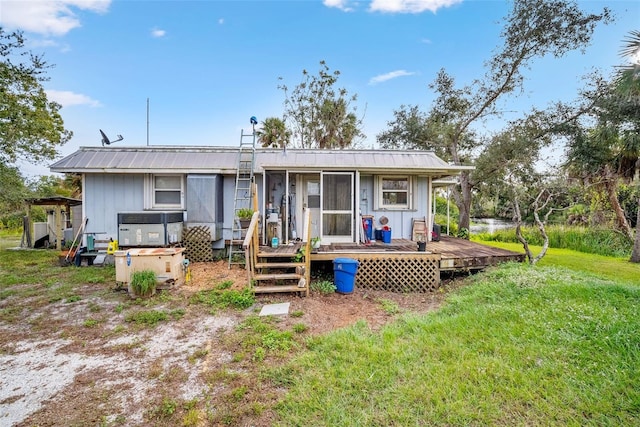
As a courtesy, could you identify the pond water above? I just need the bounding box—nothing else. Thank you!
[470,218,515,234]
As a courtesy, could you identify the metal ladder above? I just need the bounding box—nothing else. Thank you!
[228,126,257,267]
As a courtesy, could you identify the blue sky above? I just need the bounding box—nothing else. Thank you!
[2,0,638,177]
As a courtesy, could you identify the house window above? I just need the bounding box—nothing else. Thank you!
[146,174,184,209]
[375,175,414,210]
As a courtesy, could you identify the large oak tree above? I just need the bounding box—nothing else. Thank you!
[378,0,611,233]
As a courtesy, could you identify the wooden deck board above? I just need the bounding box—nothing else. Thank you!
[252,236,524,279]
[310,236,525,272]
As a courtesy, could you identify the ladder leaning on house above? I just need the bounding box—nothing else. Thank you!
[228,127,257,268]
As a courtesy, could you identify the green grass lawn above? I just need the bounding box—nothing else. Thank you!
[474,239,640,285]
[274,257,640,425]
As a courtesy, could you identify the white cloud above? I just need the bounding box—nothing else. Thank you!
[323,0,354,12]
[46,90,101,108]
[369,0,462,14]
[151,28,166,38]
[218,18,224,25]
[0,0,110,36]
[369,70,416,85]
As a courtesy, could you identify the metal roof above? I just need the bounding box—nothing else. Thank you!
[50,146,473,178]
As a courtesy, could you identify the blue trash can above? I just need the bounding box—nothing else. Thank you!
[382,228,392,244]
[333,258,359,294]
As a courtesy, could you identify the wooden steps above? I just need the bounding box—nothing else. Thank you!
[253,272,303,281]
[243,210,312,297]
[253,284,307,294]
[255,261,305,269]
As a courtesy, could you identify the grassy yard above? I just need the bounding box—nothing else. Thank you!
[273,257,640,425]
[474,239,640,285]
[2,231,639,425]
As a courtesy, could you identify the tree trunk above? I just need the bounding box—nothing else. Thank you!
[531,190,553,265]
[603,167,633,240]
[631,194,640,263]
[513,196,534,264]
[457,171,472,235]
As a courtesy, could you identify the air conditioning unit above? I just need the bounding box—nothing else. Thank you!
[118,212,183,247]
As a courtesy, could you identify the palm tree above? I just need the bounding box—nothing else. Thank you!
[617,30,640,262]
[617,30,640,92]
[257,117,290,148]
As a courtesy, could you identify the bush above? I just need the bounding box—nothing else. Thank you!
[310,280,336,294]
[130,270,156,296]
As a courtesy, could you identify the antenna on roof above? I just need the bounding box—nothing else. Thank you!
[100,129,124,146]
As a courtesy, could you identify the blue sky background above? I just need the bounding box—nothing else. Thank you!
[1,0,638,177]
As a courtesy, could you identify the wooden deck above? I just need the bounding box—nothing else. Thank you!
[256,236,524,293]
[259,236,525,273]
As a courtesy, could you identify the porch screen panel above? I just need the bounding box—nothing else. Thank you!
[322,173,353,239]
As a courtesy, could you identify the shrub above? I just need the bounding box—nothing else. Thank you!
[311,280,336,294]
[130,270,157,297]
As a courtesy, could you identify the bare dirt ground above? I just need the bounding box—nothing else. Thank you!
[0,260,452,426]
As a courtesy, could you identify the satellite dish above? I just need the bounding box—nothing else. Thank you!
[100,129,124,146]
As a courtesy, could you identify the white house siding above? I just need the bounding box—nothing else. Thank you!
[83,173,145,242]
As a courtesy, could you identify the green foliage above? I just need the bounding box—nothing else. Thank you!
[377,299,400,315]
[378,0,612,232]
[170,308,186,320]
[277,263,640,425]
[231,315,300,362]
[292,249,304,262]
[130,270,156,297]
[279,60,364,149]
[191,287,255,310]
[434,213,456,235]
[435,194,459,217]
[310,279,336,294]
[475,224,632,258]
[0,29,72,167]
[236,208,254,220]
[83,318,100,328]
[0,164,29,218]
[456,227,469,239]
[125,310,168,326]
[257,117,290,148]
[292,323,308,333]
[474,240,640,285]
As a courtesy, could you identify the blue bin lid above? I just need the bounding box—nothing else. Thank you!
[333,257,359,264]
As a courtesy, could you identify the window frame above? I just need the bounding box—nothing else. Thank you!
[145,174,185,210]
[374,175,415,210]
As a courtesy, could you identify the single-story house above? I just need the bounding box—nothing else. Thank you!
[49,145,473,250]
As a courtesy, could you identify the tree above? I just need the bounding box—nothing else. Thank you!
[0,28,72,167]
[257,117,290,148]
[563,29,640,261]
[0,163,28,218]
[380,0,611,233]
[617,30,640,262]
[279,60,364,148]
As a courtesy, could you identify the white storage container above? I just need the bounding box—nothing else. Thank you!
[115,248,185,287]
